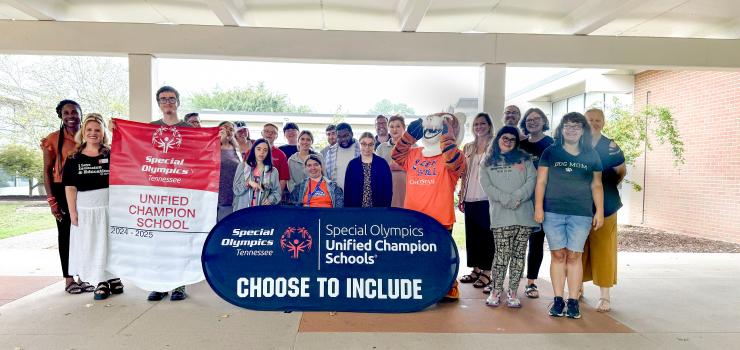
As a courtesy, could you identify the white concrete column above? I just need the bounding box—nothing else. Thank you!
[128,54,158,122]
[478,63,506,130]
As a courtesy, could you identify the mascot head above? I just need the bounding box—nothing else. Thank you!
[420,112,466,157]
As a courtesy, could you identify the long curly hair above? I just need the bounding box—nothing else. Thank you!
[484,126,530,167]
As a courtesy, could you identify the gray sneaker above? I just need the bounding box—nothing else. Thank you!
[485,290,501,307]
[506,290,522,308]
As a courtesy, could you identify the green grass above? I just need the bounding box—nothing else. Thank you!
[452,210,465,250]
[0,202,57,240]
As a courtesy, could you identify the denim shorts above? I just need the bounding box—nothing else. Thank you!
[542,212,592,252]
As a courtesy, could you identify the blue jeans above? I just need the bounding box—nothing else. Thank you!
[542,212,592,252]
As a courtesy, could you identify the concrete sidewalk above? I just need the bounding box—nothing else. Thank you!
[1,230,739,349]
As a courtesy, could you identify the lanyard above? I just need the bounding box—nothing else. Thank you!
[306,177,325,206]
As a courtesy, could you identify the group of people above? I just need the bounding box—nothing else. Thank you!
[42,85,625,320]
[457,106,625,319]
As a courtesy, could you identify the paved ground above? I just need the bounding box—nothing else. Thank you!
[1,230,738,349]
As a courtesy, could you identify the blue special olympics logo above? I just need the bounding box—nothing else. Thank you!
[280,226,313,259]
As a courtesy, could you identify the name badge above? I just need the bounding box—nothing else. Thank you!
[99,158,109,164]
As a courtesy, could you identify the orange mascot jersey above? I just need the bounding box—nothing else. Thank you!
[402,148,460,227]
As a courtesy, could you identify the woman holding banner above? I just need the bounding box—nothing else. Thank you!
[217,121,242,221]
[233,139,282,210]
[291,154,344,208]
[479,126,538,308]
[344,132,392,208]
[63,113,123,300]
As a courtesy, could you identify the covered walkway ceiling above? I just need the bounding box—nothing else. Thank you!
[1,0,739,39]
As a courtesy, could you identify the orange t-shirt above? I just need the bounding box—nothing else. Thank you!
[40,130,78,183]
[403,148,459,228]
[303,178,333,208]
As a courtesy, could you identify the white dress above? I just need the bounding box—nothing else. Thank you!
[68,188,113,283]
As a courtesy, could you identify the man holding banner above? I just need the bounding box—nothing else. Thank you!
[107,86,219,302]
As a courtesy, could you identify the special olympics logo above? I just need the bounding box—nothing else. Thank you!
[152,126,182,154]
[280,227,313,259]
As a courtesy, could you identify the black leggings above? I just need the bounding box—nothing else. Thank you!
[526,228,545,280]
[52,183,72,278]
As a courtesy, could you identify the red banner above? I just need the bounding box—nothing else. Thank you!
[108,119,221,291]
[110,118,220,192]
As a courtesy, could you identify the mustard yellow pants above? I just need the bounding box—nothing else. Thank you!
[582,213,618,287]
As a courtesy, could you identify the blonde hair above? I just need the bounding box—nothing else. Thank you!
[73,113,110,156]
[585,108,605,120]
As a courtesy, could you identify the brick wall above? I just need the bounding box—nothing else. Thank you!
[626,70,740,243]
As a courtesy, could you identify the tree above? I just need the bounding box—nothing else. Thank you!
[0,144,43,196]
[603,103,685,191]
[368,99,415,116]
[186,83,310,113]
[0,55,128,146]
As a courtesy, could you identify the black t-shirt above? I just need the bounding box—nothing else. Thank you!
[539,144,602,217]
[278,145,298,159]
[62,153,110,191]
[521,136,554,168]
[594,135,626,217]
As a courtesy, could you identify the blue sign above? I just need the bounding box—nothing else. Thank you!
[202,206,459,313]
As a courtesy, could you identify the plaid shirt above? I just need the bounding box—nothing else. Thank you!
[324,140,361,182]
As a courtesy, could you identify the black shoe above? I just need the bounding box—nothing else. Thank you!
[170,290,187,301]
[566,298,581,319]
[147,291,168,301]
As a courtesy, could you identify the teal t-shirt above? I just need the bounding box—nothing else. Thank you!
[539,144,603,217]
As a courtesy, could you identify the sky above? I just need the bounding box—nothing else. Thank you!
[157,58,564,115]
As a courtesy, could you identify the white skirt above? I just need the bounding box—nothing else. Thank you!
[68,188,114,283]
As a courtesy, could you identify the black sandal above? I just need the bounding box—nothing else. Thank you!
[459,270,481,283]
[65,282,83,295]
[473,274,491,288]
[78,282,95,293]
[108,278,124,295]
[94,282,110,300]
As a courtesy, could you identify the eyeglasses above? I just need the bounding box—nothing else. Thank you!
[360,142,375,148]
[526,117,542,123]
[158,97,178,105]
[500,136,517,143]
[505,111,520,115]
[563,124,583,131]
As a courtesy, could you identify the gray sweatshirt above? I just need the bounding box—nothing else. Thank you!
[479,157,539,229]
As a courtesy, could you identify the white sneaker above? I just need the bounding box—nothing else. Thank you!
[506,290,522,308]
[486,290,500,307]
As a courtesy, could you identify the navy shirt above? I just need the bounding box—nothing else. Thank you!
[278,145,298,159]
[593,135,626,217]
[539,144,603,217]
[521,136,554,168]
